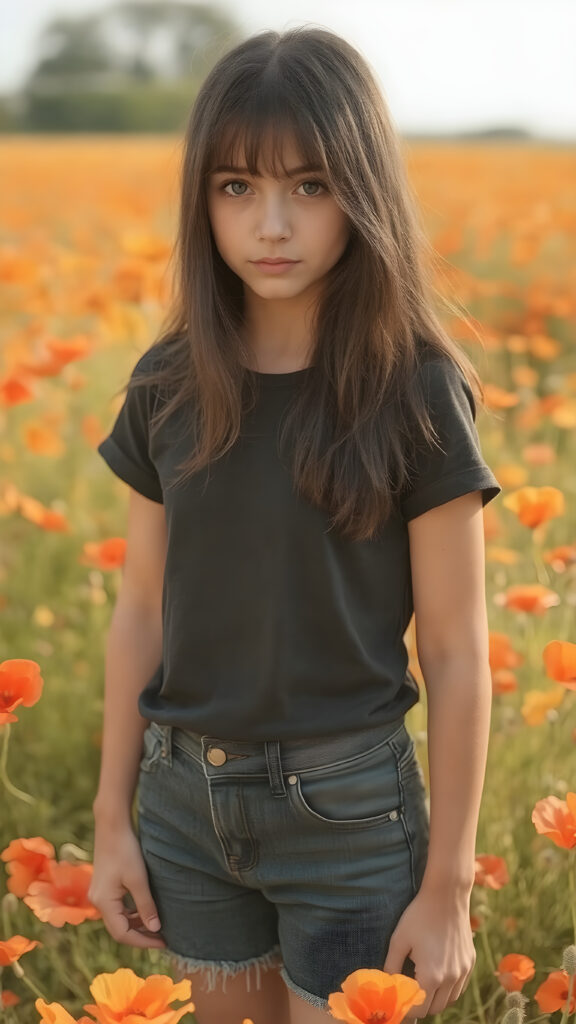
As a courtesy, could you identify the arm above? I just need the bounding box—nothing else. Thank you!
[409,489,492,895]
[92,597,162,827]
[92,487,167,827]
[384,489,490,1017]
[89,489,168,949]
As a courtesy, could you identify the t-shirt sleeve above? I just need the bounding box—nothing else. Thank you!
[97,349,163,503]
[399,357,501,522]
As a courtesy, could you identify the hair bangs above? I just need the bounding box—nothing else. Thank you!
[205,91,327,182]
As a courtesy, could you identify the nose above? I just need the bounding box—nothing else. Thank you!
[255,195,291,241]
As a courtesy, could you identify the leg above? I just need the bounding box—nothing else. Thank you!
[171,955,290,1024]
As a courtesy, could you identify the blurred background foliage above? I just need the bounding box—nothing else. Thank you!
[0,1,242,132]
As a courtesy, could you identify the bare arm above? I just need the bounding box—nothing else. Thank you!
[92,599,162,826]
[92,488,167,827]
[407,489,492,894]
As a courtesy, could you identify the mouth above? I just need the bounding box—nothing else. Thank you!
[250,258,301,275]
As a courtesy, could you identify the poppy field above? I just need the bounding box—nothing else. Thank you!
[1,135,575,1023]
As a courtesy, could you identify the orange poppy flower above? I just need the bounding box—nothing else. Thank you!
[485,546,521,565]
[0,934,42,965]
[1,990,20,1008]
[494,584,560,615]
[492,670,518,695]
[327,968,426,1024]
[80,538,127,570]
[35,999,94,1024]
[16,335,92,379]
[502,486,565,528]
[489,632,524,671]
[23,422,65,457]
[534,970,576,1015]
[521,687,565,725]
[0,659,44,725]
[23,860,102,926]
[551,398,576,429]
[543,545,576,572]
[482,385,519,410]
[543,640,576,690]
[82,413,104,448]
[0,373,35,407]
[494,953,535,991]
[470,912,483,933]
[494,464,527,489]
[522,443,556,466]
[83,967,195,1024]
[532,793,576,850]
[18,494,70,532]
[0,836,55,897]
[474,854,509,889]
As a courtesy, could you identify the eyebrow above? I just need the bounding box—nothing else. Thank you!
[209,163,325,177]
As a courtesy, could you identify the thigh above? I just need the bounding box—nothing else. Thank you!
[258,723,430,1011]
[171,958,290,1024]
[136,722,280,963]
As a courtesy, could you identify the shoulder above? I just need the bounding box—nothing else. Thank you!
[409,354,476,422]
[131,336,176,378]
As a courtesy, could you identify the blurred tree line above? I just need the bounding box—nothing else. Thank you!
[0,1,242,132]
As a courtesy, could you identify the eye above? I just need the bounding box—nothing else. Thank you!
[221,180,250,197]
[296,179,327,197]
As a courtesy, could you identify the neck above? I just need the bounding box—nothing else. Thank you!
[241,287,318,372]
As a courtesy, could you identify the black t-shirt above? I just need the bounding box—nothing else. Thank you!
[97,345,501,740]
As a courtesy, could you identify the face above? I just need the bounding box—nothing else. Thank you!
[206,133,351,303]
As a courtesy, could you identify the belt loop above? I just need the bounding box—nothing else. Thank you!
[160,725,173,767]
[265,740,287,798]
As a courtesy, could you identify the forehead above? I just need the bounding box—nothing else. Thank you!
[207,122,325,179]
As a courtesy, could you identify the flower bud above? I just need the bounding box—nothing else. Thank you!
[562,945,576,975]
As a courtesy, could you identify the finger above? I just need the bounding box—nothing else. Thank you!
[427,983,456,1016]
[101,899,167,948]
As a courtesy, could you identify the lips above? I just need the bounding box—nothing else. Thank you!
[252,258,299,264]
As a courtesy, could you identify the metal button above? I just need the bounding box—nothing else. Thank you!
[389,809,399,821]
[288,775,298,785]
[207,746,227,766]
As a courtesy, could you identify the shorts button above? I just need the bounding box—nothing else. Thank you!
[287,775,298,785]
[389,809,399,820]
[207,746,227,766]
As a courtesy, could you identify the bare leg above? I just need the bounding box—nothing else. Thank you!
[171,957,290,1024]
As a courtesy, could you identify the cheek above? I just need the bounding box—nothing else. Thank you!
[316,211,351,260]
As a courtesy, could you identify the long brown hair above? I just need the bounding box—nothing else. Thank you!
[127,25,490,541]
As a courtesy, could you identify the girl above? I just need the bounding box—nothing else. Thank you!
[90,25,502,1024]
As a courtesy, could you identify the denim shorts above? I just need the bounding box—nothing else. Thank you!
[135,715,430,1011]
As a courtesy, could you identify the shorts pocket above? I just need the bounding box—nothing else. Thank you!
[139,721,164,774]
[289,732,407,831]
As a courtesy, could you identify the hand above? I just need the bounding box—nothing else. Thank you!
[88,820,167,950]
[382,884,476,1019]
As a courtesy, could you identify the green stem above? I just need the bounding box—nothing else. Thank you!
[11,963,49,1001]
[0,724,36,805]
[469,964,486,1024]
[70,942,96,986]
[479,925,497,976]
[531,528,550,586]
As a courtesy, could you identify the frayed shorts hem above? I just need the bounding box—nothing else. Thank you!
[160,942,283,994]
[279,965,329,1011]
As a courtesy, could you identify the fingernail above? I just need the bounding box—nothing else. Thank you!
[148,916,162,930]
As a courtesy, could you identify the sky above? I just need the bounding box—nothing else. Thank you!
[1,0,575,138]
